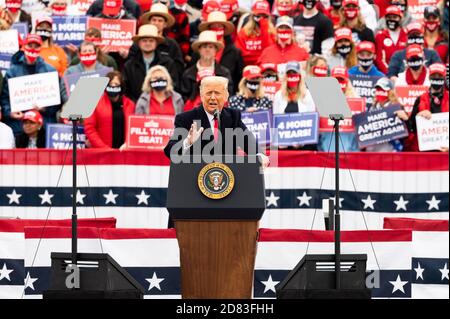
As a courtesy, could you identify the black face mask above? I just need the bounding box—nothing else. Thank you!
[150,78,168,91]
[245,80,260,93]
[304,0,317,10]
[106,85,122,98]
[407,57,423,71]
[430,78,445,91]
[337,45,352,57]
[407,36,425,45]
[358,57,374,70]
[331,0,342,9]
[36,29,52,41]
[263,74,278,82]
[386,19,400,31]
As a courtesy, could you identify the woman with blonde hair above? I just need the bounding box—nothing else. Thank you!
[229,65,272,112]
[305,54,329,77]
[273,61,315,114]
[339,0,375,43]
[325,27,358,70]
[135,65,184,115]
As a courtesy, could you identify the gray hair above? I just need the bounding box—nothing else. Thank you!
[199,76,229,94]
[142,65,174,93]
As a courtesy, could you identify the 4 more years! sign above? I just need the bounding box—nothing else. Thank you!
[86,17,136,52]
[127,115,174,150]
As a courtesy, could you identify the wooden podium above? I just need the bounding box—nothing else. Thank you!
[166,156,266,299]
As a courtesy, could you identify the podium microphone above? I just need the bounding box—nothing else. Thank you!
[213,108,221,133]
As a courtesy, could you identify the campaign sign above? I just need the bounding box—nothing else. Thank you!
[241,110,271,145]
[408,0,440,22]
[0,29,19,54]
[64,68,113,95]
[320,97,366,133]
[395,85,429,114]
[46,124,86,149]
[86,17,136,52]
[0,53,12,73]
[127,115,175,150]
[52,15,87,47]
[416,112,449,151]
[9,72,61,112]
[262,81,281,102]
[352,104,409,149]
[72,0,96,14]
[11,23,29,39]
[273,112,319,146]
[349,74,382,110]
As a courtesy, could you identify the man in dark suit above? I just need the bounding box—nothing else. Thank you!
[164,76,269,167]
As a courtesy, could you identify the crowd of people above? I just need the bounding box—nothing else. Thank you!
[0,0,448,152]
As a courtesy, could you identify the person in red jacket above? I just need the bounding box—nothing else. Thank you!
[235,0,275,66]
[375,5,408,74]
[257,16,309,65]
[325,0,343,27]
[84,71,136,149]
[407,63,448,152]
[423,5,448,63]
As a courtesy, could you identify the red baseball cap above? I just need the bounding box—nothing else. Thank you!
[331,66,349,79]
[102,0,122,17]
[343,0,359,7]
[220,0,239,20]
[24,33,43,46]
[252,0,270,16]
[202,0,221,20]
[356,41,375,54]
[406,22,424,35]
[406,44,424,59]
[35,16,53,26]
[429,63,446,77]
[385,5,403,17]
[260,63,277,73]
[334,27,353,42]
[243,65,262,79]
[23,110,43,125]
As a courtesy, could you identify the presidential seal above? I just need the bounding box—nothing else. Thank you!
[198,163,235,199]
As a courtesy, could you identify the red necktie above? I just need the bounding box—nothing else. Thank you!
[213,117,219,143]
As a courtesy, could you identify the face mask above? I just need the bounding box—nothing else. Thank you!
[375,89,389,104]
[425,21,440,32]
[51,3,67,15]
[263,74,278,82]
[358,57,373,70]
[277,29,293,44]
[386,19,400,31]
[287,74,300,88]
[6,0,21,13]
[331,0,342,9]
[343,7,359,20]
[407,36,424,45]
[304,0,317,10]
[407,57,423,71]
[430,78,445,91]
[337,44,352,57]
[277,4,292,16]
[106,85,121,98]
[24,47,40,64]
[210,27,224,42]
[79,52,97,67]
[312,66,328,77]
[36,29,52,42]
[246,80,260,93]
[150,78,168,91]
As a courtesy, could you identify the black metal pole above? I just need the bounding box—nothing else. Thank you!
[334,118,341,290]
[71,119,78,266]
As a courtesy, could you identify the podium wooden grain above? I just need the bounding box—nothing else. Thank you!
[174,220,259,299]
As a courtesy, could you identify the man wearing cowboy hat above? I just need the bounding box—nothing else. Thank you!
[181,30,233,110]
[122,24,179,102]
[127,2,184,80]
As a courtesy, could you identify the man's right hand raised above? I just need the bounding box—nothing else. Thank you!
[187,122,204,147]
